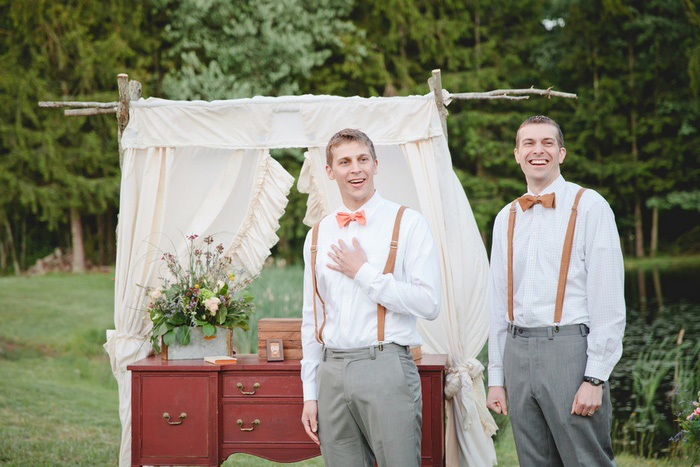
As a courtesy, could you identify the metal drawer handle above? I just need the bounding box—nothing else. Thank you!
[163,412,187,425]
[236,382,260,395]
[237,419,260,431]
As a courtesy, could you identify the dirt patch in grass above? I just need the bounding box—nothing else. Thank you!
[0,336,57,359]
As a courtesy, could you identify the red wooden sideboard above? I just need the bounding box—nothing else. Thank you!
[128,354,446,466]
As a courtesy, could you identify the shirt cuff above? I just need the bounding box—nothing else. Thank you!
[303,382,318,402]
[354,262,380,291]
[487,369,505,387]
[584,359,612,382]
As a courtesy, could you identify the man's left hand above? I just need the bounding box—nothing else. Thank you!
[571,382,603,417]
[326,238,367,279]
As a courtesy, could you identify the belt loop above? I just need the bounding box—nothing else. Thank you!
[547,327,554,340]
[580,324,589,336]
[511,325,517,338]
[369,346,376,360]
[322,346,327,362]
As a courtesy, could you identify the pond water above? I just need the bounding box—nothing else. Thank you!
[610,264,700,456]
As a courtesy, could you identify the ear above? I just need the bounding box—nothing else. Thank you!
[514,147,521,164]
[373,158,378,174]
[326,165,335,181]
[558,147,566,164]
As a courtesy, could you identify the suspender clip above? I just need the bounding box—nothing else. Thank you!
[378,342,384,351]
[554,324,560,333]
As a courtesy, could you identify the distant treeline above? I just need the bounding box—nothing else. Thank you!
[1,0,699,274]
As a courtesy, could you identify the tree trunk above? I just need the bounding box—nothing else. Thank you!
[634,196,644,258]
[629,42,644,258]
[3,219,21,275]
[21,219,26,270]
[70,207,86,273]
[650,206,658,257]
[97,213,106,266]
[0,240,6,272]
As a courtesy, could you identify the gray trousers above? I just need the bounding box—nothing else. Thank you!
[317,343,422,467]
[504,324,615,467]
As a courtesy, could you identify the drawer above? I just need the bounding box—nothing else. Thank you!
[222,372,302,398]
[139,374,211,458]
[222,400,309,443]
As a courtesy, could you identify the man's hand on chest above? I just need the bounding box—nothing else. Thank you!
[326,238,368,279]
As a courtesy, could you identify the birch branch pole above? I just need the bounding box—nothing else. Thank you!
[427,68,577,139]
[38,73,142,168]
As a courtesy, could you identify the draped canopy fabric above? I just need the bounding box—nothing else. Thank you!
[107,94,497,466]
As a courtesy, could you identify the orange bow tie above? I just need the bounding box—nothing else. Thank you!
[518,193,556,211]
[336,210,366,228]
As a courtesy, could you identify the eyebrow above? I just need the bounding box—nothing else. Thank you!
[522,137,555,143]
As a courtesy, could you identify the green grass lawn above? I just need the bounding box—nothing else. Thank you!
[0,267,693,466]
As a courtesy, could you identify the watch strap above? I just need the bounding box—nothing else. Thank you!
[583,376,604,386]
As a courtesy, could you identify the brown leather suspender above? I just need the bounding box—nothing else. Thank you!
[310,206,407,345]
[377,206,407,342]
[310,222,325,344]
[507,188,587,326]
[554,188,587,324]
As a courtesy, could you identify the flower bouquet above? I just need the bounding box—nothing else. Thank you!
[145,234,255,354]
[673,390,700,462]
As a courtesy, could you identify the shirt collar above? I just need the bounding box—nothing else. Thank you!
[527,175,566,196]
[339,190,383,218]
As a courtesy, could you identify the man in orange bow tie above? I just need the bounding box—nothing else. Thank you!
[300,128,441,466]
[486,116,626,466]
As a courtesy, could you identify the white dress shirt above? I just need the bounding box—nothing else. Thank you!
[488,176,626,386]
[301,192,441,401]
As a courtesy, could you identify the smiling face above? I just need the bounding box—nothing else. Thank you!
[326,140,378,211]
[514,123,566,194]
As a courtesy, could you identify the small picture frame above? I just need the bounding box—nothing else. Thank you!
[266,338,284,362]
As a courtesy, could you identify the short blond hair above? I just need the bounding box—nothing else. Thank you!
[325,128,377,166]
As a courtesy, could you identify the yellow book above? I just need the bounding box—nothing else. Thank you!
[204,355,237,365]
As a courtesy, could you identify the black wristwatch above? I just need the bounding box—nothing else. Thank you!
[583,376,604,386]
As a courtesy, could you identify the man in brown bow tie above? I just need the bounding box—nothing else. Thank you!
[300,128,441,466]
[486,116,626,466]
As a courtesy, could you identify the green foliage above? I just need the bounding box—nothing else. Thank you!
[0,0,149,270]
[2,0,699,269]
[153,0,355,99]
[647,191,700,211]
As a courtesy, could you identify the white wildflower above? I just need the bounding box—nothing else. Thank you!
[204,297,221,314]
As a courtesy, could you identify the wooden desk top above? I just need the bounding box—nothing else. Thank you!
[128,353,448,372]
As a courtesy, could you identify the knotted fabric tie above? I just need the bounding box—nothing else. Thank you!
[336,210,366,228]
[518,193,556,211]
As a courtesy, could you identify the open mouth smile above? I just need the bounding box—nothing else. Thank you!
[529,159,549,166]
[349,178,366,186]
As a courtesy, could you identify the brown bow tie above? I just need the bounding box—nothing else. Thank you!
[518,193,556,211]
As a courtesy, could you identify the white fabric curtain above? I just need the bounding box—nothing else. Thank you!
[109,93,496,466]
[402,138,498,466]
[105,146,294,467]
